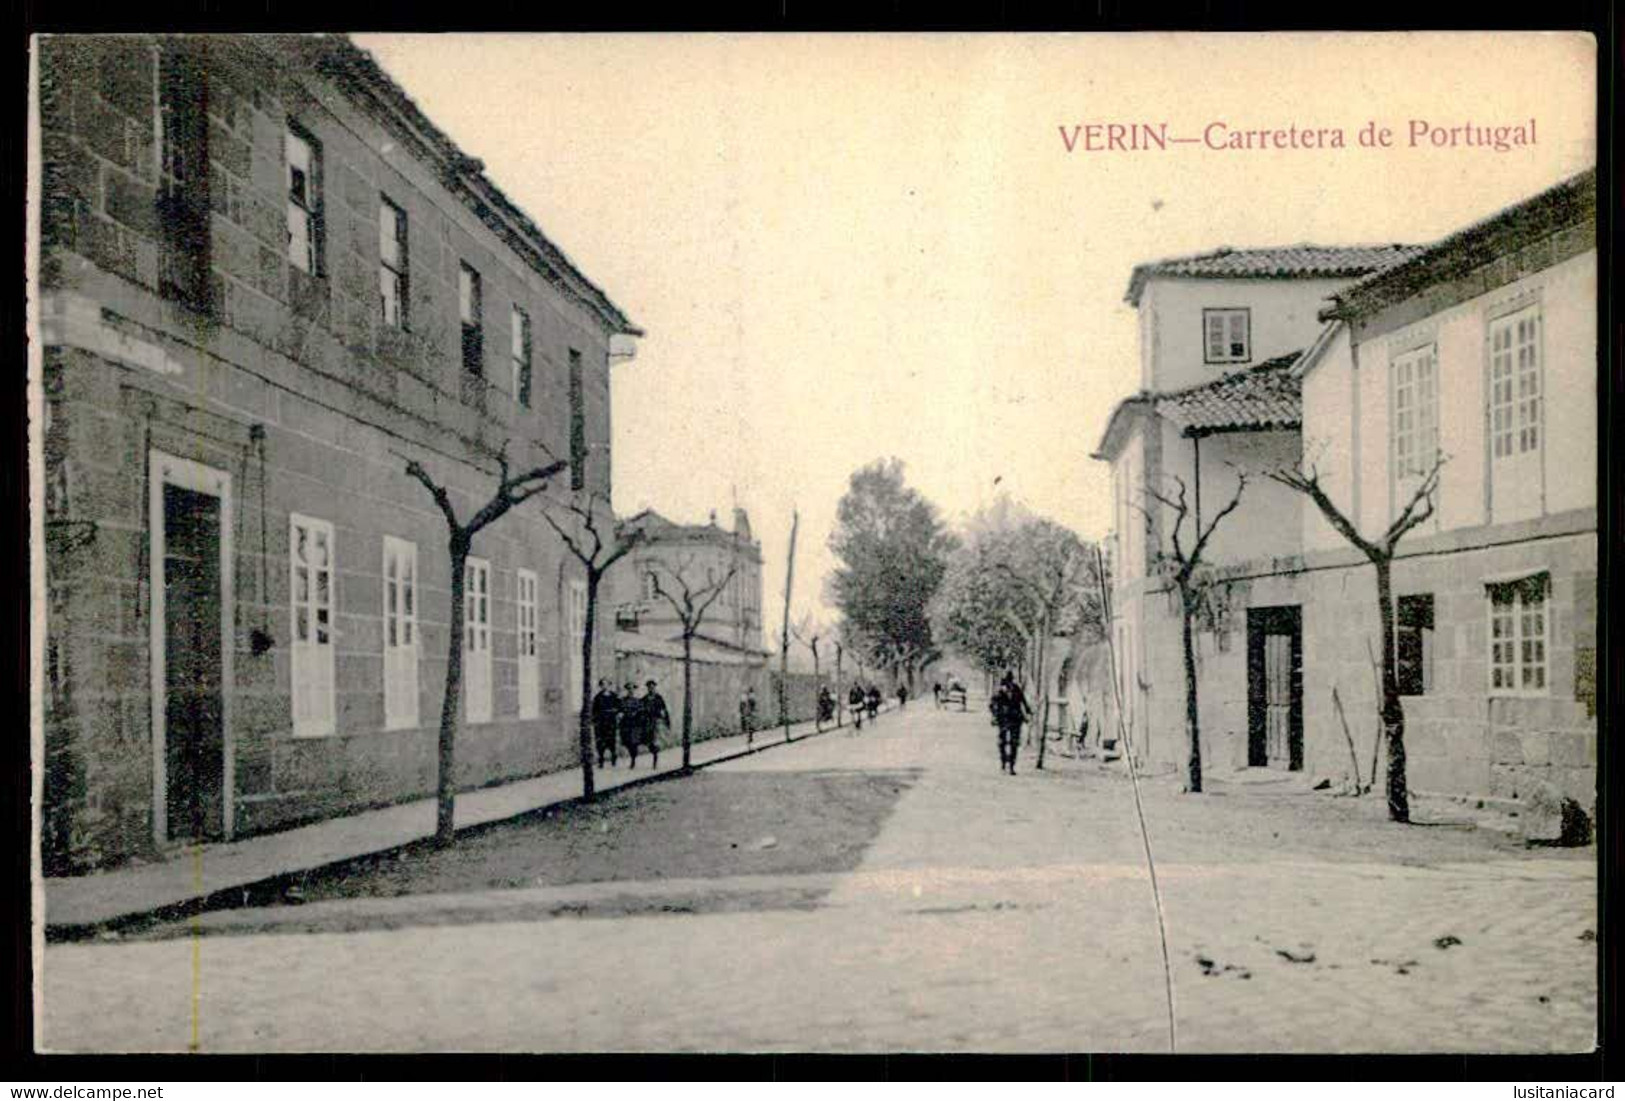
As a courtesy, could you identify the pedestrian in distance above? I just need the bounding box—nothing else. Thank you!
[591,679,620,769]
[848,682,866,731]
[639,679,671,769]
[991,670,1032,775]
[739,685,758,746]
[817,685,836,726]
[619,680,643,767]
[932,682,943,709]
[865,684,881,722]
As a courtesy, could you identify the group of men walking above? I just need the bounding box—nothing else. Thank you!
[589,679,673,770]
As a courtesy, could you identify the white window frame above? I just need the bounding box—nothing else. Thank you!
[465,557,493,724]
[517,567,540,720]
[1489,305,1543,461]
[382,535,419,731]
[1390,343,1439,522]
[1203,307,1251,364]
[1487,572,1550,697]
[285,127,319,274]
[379,195,407,329]
[290,513,337,738]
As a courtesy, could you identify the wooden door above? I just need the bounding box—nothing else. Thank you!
[1247,606,1302,770]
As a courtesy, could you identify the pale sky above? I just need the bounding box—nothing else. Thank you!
[352,31,1595,637]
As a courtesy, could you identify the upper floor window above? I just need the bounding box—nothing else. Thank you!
[1203,308,1250,364]
[285,126,322,275]
[568,349,586,489]
[1490,306,1542,460]
[459,263,483,375]
[643,571,658,601]
[1488,573,1548,695]
[1391,344,1439,478]
[379,197,408,329]
[511,306,532,407]
[155,44,210,309]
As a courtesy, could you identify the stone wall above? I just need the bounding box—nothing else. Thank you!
[38,36,629,874]
[1113,515,1596,814]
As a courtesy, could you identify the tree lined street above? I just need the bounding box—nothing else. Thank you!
[43,701,1594,1053]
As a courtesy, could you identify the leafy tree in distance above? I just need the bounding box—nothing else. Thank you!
[827,458,957,690]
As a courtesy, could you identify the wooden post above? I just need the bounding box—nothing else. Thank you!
[780,510,798,742]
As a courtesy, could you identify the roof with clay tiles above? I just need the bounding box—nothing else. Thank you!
[1124,243,1425,306]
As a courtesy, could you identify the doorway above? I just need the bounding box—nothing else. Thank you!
[149,452,234,846]
[1247,605,1302,770]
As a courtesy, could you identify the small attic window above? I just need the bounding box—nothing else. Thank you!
[1204,308,1251,364]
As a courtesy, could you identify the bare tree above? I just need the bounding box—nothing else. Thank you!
[1269,455,1444,823]
[649,552,740,769]
[1143,473,1248,795]
[833,638,845,728]
[986,524,1098,771]
[402,447,568,846]
[538,489,646,801]
[790,614,825,730]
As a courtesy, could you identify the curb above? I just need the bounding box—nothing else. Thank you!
[45,706,891,943]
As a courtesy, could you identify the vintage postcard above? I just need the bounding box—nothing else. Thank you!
[28,31,1598,1055]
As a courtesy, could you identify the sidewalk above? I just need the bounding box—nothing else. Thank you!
[45,706,889,933]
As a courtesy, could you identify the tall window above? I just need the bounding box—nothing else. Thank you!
[568,349,585,489]
[643,571,658,601]
[511,306,532,407]
[568,578,587,714]
[155,43,210,309]
[1488,573,1548,695]
[464,558,493,723]
[1490,307,1542,459]
[290,514,336,737]
[459,263,483,376]
[1396,593,1434,697]
[517,568,540,720]
[383,536,419,730]
[1391,345,1438,478]
[285,126,322,274]
[1391,344,1439,524]
[1488,305,1543,522]
[1203,308,1250,364]
[379,197,408,329]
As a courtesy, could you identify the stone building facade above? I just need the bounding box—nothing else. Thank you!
[37,35,640,873]
[1094,244,1423,775]
[607,508,772,738]
[1092,171,1597,820]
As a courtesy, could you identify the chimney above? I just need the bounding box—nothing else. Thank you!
[733,507,751,541]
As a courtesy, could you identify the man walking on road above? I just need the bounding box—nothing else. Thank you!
[739,686,758,746]
[638,679,672,770]
[991,670,1032,775]
[591,679,620,768]
[848,683,866,731]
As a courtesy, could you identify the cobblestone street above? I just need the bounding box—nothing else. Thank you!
[41,704,1596,1053]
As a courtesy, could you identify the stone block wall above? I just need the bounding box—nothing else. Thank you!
[1117,519,1596,814]
[38,35,633,874]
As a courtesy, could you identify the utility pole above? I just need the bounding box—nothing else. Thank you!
[780,510,798,742]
